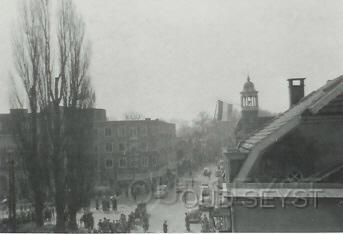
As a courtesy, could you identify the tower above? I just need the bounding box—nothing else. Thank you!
[240,76,258,121]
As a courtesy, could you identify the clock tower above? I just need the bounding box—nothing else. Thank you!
[240,76,259,121]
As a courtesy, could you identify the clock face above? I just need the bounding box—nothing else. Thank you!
[243,96,256,107]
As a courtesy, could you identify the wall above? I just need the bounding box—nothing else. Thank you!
[233,197,343,232]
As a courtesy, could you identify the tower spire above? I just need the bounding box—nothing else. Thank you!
[241,75,258,116]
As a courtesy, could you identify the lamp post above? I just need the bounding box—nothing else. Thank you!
[7,149,15,233]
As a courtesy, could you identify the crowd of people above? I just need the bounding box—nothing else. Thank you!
[93,210,149,233]
[200,214,211,232]
[80,200,150,233]
[80,211,94,231]
[96,214,127,233]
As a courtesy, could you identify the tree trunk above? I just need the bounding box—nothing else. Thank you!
[55,190,66,232]
[54,168,66,232]
[67,208,78,231]
[33,190,44,226]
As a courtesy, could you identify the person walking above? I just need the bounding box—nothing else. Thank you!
[89,213,94,231]
[203,215,209,232]
[112,196,117,211]
[128,211,135,232]
[185,213,190,232]
[95,198,99,210]
[163,220,168,233]
[143,214,149,232]
[102,199,106,212]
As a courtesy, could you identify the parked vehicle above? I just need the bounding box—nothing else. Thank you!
[199,184,212,209]
[187,208,202,224]
[154,185,168,199]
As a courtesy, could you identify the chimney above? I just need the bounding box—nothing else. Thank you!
[287,78,305,108]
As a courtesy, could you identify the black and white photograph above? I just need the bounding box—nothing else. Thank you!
[0,0,343,233]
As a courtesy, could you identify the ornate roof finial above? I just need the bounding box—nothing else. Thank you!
[247,73,250,82]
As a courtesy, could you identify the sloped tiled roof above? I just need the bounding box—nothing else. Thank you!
[236,75,343,180]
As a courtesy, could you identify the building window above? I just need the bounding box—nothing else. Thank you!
[130,157,139,168]
[119,158,127,168]
[94,145,98,152]
[129,127,138,137]
[151,157,157,167]
[119,143,126,152]
[129,142,138,152]
[93,128,98,136]
[118,127,126,137]
[142,157,149,167]
[105,143,113,152]
[105,159,113,169]
[105,127,112,136]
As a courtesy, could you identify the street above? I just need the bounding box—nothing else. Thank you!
[77,163,217,232]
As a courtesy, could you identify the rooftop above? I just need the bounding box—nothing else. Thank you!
[236,75,343,180]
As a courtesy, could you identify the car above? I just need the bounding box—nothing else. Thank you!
[187,208,202,224]
[154,185,168,199]
[199,184,212,209]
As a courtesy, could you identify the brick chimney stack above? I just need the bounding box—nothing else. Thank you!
[288,78,305,108]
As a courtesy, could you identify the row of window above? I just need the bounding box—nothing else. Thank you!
[94,125,175,138]
[104,156,157,169]
[94,126,148,138]
[96,138,174,153]
[95,143,174,154]
[96,142,149,153]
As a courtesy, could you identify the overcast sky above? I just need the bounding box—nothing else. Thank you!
[1,0,343,121]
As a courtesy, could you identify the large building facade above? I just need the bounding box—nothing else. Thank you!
[91,111,176,193]
[0,107,176,200]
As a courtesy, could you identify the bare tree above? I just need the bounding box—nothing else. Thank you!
[57,0,95,229]
[11,0,95,231]
[10,0,51,226]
